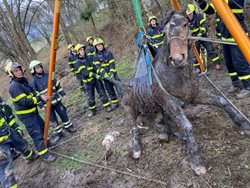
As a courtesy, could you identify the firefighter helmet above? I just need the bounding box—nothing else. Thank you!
[67,44,75,51]
[5,62,23,78]
[93,38,104,47]
[186,4,195,15]
[148,16,157,23]
[29,60,42,74]
[86,36,93,43]
[75,44,86,54]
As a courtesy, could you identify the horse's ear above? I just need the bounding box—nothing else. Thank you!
[161,10,175,27]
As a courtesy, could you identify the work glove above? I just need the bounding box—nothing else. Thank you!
[95,74,101,80]
[103,73,109,79]
[15,126,24,137]
[0,151,7,161]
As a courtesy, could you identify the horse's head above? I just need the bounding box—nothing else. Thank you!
[162,11,190,67]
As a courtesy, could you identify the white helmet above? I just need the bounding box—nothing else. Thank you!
[29,60,42,74]
[5,62,23,78]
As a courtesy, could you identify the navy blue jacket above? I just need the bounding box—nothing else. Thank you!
[74,55,101,84]
[31,73,66,107]
[9,77,40,116]
[198,0,247,41]
[68,52,78,72]
[146,23,164,48]
[93,49,117,75]
[188,12,207,36]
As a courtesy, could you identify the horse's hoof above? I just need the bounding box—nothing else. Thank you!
[133,150,141,159]
[191,163,207,175]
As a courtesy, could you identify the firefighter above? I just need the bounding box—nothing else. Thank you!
[29,60,77,143]
[195,0,250,99]
[0,108,38,188]
[67,44,85,92]
[86,36,96,60]
[5,62,56,162]
[186,4,221,73]
[146,16,165,57]
[74,44,112,117]
[93,38,120,109]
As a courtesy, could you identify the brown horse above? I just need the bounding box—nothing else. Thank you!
[122,11,250,175]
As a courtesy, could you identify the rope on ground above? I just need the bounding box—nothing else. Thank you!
[189,36,237,45]
[51,151,169,186]
[50,113,125,149]
[202,74,250,127]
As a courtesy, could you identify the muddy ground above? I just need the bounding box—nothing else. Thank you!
[9,62,250,188]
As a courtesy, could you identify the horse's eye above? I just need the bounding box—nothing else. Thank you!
[183,23,187,27]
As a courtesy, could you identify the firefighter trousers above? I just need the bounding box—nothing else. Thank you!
[223,44,250,89]
[18,111,49,158]
[85,80,110,111]
[50,101,72,130]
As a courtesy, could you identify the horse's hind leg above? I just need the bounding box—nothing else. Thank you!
[160,96,206,175]
[193,89,250,134]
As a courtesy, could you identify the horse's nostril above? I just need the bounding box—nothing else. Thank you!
[169,56,173,60]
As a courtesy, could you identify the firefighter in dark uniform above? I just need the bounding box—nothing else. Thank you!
[93,38,120,109]
[75,44,112,117]
[186,4,221,73]
[67,44,85,92]
[5,62,56,162]
[29,60,77,143]
[86,36,96,61]
[146,16,165,57]
[196,0,250,99]
[0,108,38,188]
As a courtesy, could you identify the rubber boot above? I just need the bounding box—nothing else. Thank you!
[26,151,39,163]
[65,124,77,133]
[42,153,57,163]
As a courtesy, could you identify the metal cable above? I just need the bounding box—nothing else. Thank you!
[51,151,169,186]
[188,36,237,45]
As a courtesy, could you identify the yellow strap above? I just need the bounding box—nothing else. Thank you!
[87,52,95,56]
[38,148,48,156]
[0,117,5,125]
[229,72,238,76]
[231,9,243,14]
[8,119,15,127]
[239,75,250,80]
[32,97,37,104]
[76,65,86,74]
[23,150,33,159]
[10,183,17,188]
[103,102,110,107]
[16,107,36,115]
[89,105,96,109]
[12,93,27,102]
[0,134,9,142]
[150,33,164,39]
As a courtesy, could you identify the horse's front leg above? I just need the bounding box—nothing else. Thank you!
[159,95,206,175]
[192,89,250,135]
[123,102,141,159]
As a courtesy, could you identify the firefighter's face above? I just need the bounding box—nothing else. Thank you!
[79,48,85,56]
[96,44,104,51]
[35,65,43,74]
[150,19,157,26]
[89,39,93,45]
[12,67,23,78]
[186,12,193,20]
